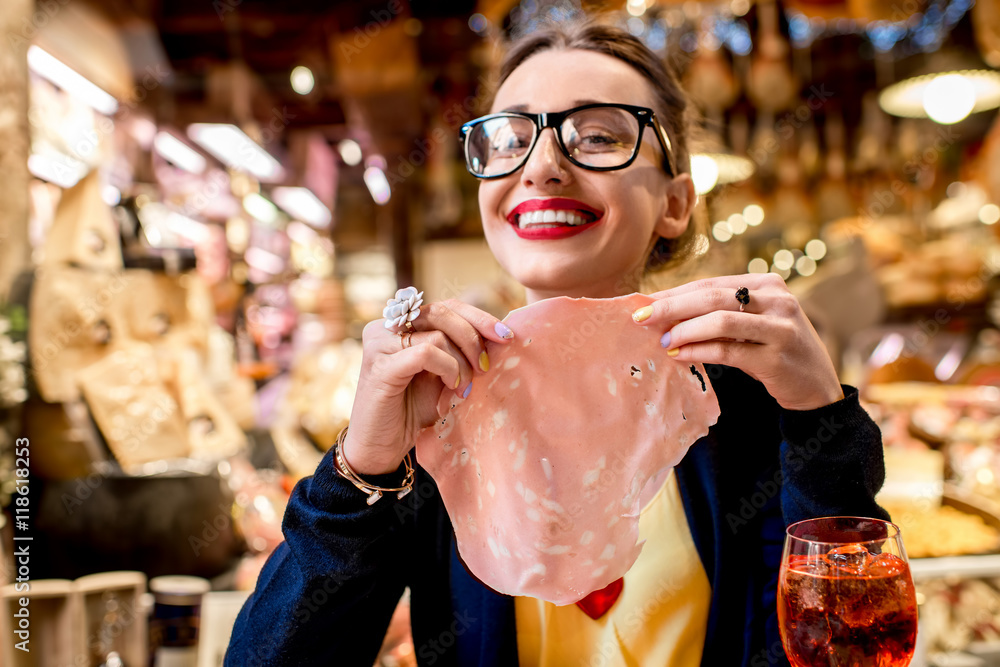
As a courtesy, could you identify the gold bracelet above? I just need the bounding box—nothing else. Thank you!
[333,426,414,505]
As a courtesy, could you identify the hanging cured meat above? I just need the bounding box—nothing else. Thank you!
[415,294,721,605]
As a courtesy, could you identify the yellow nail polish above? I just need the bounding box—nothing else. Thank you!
[632,305,653,323]
[454,375,462,389]
[479,351,490,372]
[667,348,680,357]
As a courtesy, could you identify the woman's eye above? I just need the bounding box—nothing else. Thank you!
[494,134,529,152]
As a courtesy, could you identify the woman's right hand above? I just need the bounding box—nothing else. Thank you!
[342,299,515,475]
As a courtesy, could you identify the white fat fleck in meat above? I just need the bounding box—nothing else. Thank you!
[477,495,483,509]
[488,537,501,559]
[582,456,606,487]
[526,508,541,522]
[492,410,508,431]
[443,442,453,452]
[607,375,617,397]
[459,448,470,466]
[487,480,496,497]
[504,356,521,370]
[647,359,656,372]
[523,486,537,504]
[509,378,521,390]
[512,444,527,471]
[537,544,571,555]
[591,566,607,579]
[579,530,595,546]
[599,544,616,560]
[527,563,547,577]
[645,401,657,416]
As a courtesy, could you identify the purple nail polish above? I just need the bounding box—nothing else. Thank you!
[495,322,514,339]
[462,382,472,399]
[660,331,672,348]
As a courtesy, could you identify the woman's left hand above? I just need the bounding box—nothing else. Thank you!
[632,273,844,411]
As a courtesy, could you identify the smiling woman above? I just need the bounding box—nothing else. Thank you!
[227,15,889,667]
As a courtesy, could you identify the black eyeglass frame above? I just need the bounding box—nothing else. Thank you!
[459,102,678,180]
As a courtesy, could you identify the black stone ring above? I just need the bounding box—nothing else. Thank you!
[735,286,750,312]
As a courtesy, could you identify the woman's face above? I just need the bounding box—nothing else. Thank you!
[479,48,692,302]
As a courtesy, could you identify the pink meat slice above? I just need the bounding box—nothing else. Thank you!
[415,294,721,605]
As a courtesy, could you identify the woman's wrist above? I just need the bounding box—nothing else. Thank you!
[778,383,846,412]
[341,428,406,476]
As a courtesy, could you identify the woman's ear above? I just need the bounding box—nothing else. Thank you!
[655,173,697,239]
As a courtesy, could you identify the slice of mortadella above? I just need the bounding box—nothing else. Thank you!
[415,294,721,605]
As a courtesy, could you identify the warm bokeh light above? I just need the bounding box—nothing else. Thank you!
[805,239,827,260]
[290,66,315,95]
[691,155,720,195]
[923,74,976,124]
[743,204,764,226]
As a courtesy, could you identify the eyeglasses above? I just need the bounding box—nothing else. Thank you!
[459,103,677,180]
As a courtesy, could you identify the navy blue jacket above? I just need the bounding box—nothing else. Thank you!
[227,364,888,666]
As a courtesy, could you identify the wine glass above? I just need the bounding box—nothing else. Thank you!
[777,516,918,667]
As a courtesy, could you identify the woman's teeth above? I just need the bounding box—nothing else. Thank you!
[516,210,590,228]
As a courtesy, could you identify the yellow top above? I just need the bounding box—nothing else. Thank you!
[515,469,711,667]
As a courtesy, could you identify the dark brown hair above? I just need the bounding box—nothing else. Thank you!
[493,17,700,272]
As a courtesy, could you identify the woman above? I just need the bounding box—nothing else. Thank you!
[227,18,887,667]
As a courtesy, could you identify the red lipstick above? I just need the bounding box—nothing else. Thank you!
[506,198,604,241]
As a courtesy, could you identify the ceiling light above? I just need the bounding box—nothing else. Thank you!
[879,69,1000,123]
[154,131,206,174]
[691,155,719,195]
[243,193,281,226]
[27,46,118,115]
[245,247,284,275]
[272,187,332,228]
[338,139,363,166]
[364,166,391,205]
[188,123,285,183]
[27,153,89,189]
[692,153,755,194]
[290,66,315,95]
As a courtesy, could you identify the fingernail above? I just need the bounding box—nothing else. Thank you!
[667,348,680,357]
[479,350,490,372]
[632,305,653,323]
[495,322,514,339]
[454,374,462,389]
[462,382,473,399]
[660,331,672,348]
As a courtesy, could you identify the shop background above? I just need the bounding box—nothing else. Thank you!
[0,0,999,665]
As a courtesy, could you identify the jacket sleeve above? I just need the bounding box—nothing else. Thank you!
[225,446,414,667]
[778,384,890,525]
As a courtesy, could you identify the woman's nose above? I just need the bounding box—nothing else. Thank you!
[520,127,571,186]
